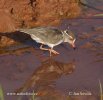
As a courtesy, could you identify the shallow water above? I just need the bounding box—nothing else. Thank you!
[0,26,103,100]
[0,1,103,100]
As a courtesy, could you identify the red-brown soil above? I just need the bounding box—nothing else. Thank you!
[0,0,81,47]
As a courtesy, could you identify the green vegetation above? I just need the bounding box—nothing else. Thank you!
[32,90,35,100]
[94,14,103,16]
[99,80,103,100]
[0,85,4,100]
[0,81,102,100]
[29,90,36,100]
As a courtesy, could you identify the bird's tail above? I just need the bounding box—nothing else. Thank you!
[16,28,31,35]
[0,28,30,36]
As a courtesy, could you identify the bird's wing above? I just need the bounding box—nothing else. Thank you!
[33,28,63,44]
[45,30,63,44]
[19,28,37,35]
[19,27,63,44]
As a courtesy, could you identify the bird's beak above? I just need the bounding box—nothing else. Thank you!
[71,39,76,50]
[71,43,76,50]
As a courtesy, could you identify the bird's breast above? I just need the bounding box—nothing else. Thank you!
[46,40,63,48]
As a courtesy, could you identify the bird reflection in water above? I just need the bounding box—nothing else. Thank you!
[16,58,76,100]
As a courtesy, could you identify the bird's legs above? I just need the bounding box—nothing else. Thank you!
[49,48,59,56]
[40,44,59,56]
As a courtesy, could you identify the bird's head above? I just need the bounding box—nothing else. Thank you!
[62,30,76,50]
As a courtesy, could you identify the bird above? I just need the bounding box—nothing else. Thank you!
[18,27,76,56]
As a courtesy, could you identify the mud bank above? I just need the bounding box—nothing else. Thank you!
[0,0,80,32]
[0,0,81,47]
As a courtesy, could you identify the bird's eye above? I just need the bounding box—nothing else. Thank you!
[66,30,68,33]
[64,30,68,34]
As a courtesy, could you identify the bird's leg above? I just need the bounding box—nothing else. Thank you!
[40,44,49,51]
[50,48,59,56]
[40,44,59,56]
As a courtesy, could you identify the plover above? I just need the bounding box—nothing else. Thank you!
[19,27,76,56]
